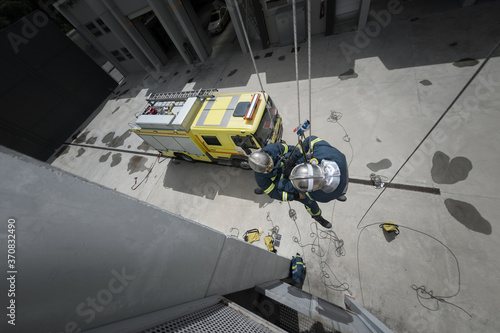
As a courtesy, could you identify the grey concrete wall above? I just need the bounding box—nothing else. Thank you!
[0,146,290,333]
[0,10,118,161]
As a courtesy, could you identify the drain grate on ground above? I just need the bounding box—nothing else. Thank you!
[142,303,275,333]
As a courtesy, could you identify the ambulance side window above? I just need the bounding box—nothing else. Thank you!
[202,135,221,146]
[232,136,258,149]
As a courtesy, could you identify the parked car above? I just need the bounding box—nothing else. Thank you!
[208,6,230,35]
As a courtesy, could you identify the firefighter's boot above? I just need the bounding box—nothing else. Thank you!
[313,215,332,229]
[337,195,347,202]
[254,187,264,195]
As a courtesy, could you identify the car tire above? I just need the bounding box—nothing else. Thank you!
[176,153,194,163]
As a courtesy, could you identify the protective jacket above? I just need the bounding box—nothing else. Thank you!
[254,142,297,202]
[294,136,348,202]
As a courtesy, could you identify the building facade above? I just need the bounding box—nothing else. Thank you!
[54,0,373,75]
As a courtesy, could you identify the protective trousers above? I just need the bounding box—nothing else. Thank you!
[296,195,321,217]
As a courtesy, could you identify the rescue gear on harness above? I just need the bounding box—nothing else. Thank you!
[293,120,310,136]
[289,163,326,192]
[264,235,277,253]
[248,150,274,173]
[291,253,306,284]
[379,222,400,235]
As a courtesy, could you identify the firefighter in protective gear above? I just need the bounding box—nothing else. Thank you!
[291,135,349,203]
[249,143,298,202]
[248,150,274,174]
[250,142,335,229]
[283,136,349,228]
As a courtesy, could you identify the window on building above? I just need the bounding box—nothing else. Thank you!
[121,47,134,59]
[96,18,110,33]
[111,50,125,62]
[85,22,102,37]
[202,136,221,146]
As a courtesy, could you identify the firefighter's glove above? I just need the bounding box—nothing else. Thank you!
[278,179,296,193]
[283,156,298,177]
[298,193,306,200]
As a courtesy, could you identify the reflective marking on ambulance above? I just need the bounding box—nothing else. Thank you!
[195,95,240,127]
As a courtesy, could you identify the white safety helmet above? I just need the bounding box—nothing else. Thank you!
[289,163,326,192]
[248,150,274,173]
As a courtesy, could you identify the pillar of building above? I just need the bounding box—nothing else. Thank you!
[102,0,165,70]
[226,0,249,54]
[166,0,212,62]
[358,0,371,29]
[131,18,169,66]
[147,0,192,65]
[86,0,154,72]
[54,0,129,76]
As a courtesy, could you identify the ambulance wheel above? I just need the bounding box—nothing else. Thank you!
[238,160,251,170]
[176,153,194,163]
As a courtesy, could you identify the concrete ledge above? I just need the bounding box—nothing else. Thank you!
[0,146,291,332]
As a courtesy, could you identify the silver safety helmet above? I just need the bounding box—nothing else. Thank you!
[248,150,274,173]
[289,163,326,192]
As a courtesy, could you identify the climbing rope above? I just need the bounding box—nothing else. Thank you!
[292,0,301,127]
[234,0,266,96]
[291,0,313,145]
[307,0,312,146]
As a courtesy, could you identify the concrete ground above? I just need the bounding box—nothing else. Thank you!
[51,1,500,332]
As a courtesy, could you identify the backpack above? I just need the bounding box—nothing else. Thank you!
[291,253,306,284]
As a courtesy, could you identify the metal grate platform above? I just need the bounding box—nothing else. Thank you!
[255,281,390,333]
[142,302,276,333]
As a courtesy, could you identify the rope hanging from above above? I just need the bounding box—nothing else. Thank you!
[291,0,313,143]
[233,0,266,98]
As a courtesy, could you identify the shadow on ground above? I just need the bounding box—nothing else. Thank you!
[163,159,273,207]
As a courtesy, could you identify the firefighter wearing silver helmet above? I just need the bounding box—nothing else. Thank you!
[250,142,300,203]
[289,162,326,192]
[278,136,348,229]
[250,139,343,229]
[291,136,349,203]
[248,150,274,173]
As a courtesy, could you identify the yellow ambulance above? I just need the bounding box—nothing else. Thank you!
[130,89,283,168]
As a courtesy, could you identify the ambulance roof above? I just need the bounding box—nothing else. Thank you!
[191,92,266,133]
